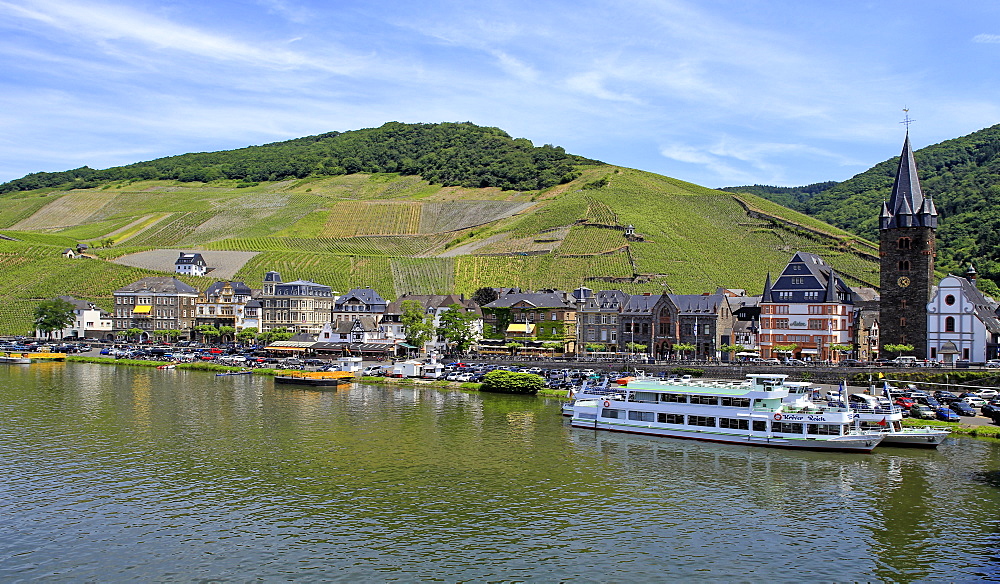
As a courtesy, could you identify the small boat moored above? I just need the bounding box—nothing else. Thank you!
[274,370,354,387]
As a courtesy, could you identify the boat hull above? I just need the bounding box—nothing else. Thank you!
[570,418,881,452]
[877,430,950,447]
[274,376,347,387]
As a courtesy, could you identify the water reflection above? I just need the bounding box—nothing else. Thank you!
[1,363,999,582]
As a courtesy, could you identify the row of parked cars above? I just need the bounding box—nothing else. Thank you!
[888,386,1000,423]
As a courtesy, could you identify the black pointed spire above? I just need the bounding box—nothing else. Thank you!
[761,272,773,302]
[880,132,938,230]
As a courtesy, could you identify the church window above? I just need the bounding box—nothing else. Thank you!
[945,295,955,306]
[898,260,910,271]
[900,300,907,310]
[945,317,955,332]
[900,317,906,328]
[898,237,912,250]
[964,348,971,360]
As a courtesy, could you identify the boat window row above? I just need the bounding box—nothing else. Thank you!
[603,408,846,436]
[645,393,752,408]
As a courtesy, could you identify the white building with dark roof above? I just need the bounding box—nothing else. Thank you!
[927,267,1000,363]
[36,295,113,340]
[175,252,208,277]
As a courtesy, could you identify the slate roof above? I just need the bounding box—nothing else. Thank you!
[175,252,207,266]
[622,294,662,314]
[483,291,573,309]
[335,287,387,309]
[115,277,198,294]
[762,251,853,304]
[579,290,630,311]
[668,293,725,315]
[203,281,252,297]
[880,132,938,230]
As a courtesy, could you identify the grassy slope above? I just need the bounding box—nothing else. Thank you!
[0,167,879,335]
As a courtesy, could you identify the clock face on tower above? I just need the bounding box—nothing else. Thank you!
[897,276,911,288]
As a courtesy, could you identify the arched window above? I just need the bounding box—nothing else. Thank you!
[900,299,907,310]
[898,260,911,271]
[900,317,906,328]
[897,237,912,250]
[945,316,955,332]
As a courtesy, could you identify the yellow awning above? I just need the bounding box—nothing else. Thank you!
[133,305,152,314]
[506,323,534,333]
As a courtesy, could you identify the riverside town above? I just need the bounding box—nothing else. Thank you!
[28,135,1000,370]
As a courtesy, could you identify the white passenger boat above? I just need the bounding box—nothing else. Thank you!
[567,374,883,452]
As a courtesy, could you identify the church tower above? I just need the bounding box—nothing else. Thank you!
[879,131,937,358]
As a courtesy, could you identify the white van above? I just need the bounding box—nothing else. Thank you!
[892,356,919,367]
[849,393,891,411]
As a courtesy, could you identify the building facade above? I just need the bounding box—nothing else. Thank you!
[927,268,1000,363]
[194,281,257,340]
[879,132,938,358]
[39,295,113,340]
[259,271,335,334]
[175,252,208,277]
[758,252,854,362]
[574,288,628,353]
[112,277,199,340]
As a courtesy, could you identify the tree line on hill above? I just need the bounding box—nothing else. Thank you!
[724,124,1000,289]
[0,122,600,194]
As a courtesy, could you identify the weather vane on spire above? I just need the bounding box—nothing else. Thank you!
[901,107,914,130]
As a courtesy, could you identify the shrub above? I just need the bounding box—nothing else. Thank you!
[479,370,544,394]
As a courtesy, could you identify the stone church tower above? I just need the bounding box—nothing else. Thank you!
[879,132,937,358]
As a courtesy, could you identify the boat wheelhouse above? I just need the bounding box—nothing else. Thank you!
[568,374,883,452]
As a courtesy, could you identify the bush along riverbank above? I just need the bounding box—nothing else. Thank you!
[902,417,1000,439]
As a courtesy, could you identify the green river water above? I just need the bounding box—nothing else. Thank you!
[1,362,999,582]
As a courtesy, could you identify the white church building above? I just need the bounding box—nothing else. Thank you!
[926,267,1000,363]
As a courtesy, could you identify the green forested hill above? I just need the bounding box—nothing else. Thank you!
[725,124,1000,287]
[0,124,881,336]
[0,122,595,193]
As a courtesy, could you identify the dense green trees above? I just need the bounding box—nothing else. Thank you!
[33,298,76,338]
[400,299,434,352]
[0,122,597,194]
[437,304,478,353]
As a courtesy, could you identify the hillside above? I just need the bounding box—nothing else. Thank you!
[725,124,1000,289]
[0,122,885,336]
[0,164,880,335]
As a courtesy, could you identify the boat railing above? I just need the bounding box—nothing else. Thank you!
[849,404,900,415]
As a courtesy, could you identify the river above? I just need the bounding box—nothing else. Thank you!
[1,363,998,582]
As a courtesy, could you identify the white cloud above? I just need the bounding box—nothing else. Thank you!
[0,0,365,74]
[973,34,1000,43]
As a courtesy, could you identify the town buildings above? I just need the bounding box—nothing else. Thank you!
[37,295,113,340]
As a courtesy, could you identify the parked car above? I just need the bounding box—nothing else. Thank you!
[894,397,915,410]
[933,390,961,404]
[910,404,936,420]
[915,396,941,409]
[936,406,962,422]
[962,394,987,407]
[986,359,1000,369]
[762,358,780,365]
[950,401,977,416]
[982,401,1000,418]
[783,358,808,366]
[362,365,385,376]
[975,389,999,400]
[839,359,865,367]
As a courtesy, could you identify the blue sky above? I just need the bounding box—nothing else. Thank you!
[1,0,999,188]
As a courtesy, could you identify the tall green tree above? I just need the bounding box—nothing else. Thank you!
[34,298,76,338]
[472,287,499,306]
[237,327,258,344]
[438,304,478,353]
[401,300,434,353]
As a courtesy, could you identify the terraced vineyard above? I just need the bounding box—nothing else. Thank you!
[0,163,885,334]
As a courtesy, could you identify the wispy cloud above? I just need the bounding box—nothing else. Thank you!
[0,0,365,74]
[973,34,1000,43]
